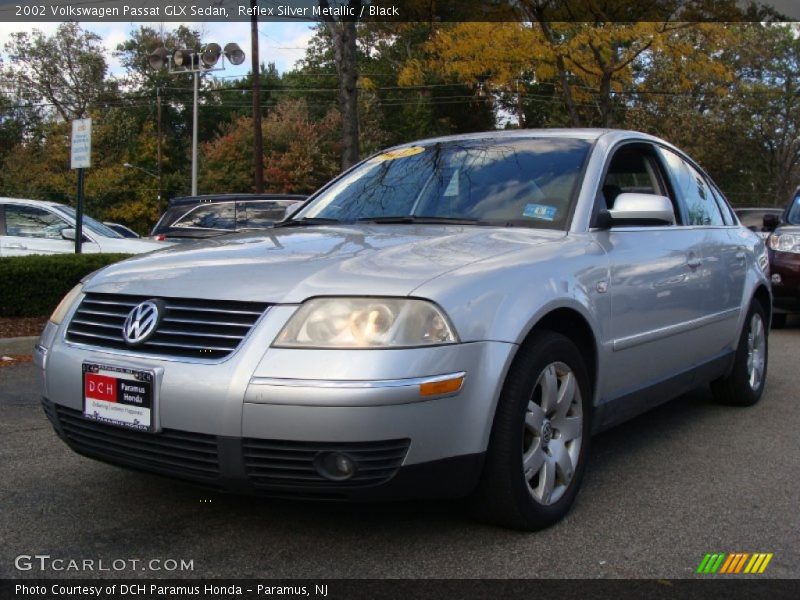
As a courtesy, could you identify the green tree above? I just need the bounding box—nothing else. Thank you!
[3,22,116,120]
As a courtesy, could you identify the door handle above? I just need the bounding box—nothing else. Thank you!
[735,251,746,262]
[687,256,702,269]
[6,243,26,249]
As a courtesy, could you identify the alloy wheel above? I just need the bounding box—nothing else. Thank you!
[522,361,583,505]
[746,313,766,391]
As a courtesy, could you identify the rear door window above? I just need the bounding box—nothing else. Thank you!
[172,203,236,230]
[238,201,292,228]
[660,149,724,226]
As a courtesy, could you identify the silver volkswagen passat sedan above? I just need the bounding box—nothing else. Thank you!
[36,130,771,530]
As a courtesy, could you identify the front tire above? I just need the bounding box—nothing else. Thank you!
[470,331,591,531]
[711,301,768,406]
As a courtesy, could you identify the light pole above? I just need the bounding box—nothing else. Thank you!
[148,43,245,196]
[123,162,160,203]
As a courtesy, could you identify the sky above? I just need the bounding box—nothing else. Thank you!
[0,20,315,80]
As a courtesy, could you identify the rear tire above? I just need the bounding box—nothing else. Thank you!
[711,301,768,407]
[470,331,591,531]
[771,313,787,329]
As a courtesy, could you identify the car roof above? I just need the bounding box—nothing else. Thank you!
[375,128,683,163]
[383,128,660,147]
[0,197,67,209]
[167,193,307,207]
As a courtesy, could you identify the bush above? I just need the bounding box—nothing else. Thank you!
[0,254,132,318]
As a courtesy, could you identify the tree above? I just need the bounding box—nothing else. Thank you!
[318,0,363,170]
[199,99,341,195]
[3,22,114,121]
[735,25,800,204]
[418,20,707,128]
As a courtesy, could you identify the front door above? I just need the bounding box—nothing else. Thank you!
[592,143,711,407]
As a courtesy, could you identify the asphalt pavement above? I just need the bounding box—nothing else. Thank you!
[1,329,799,579]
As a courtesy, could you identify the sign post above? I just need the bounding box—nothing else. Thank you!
[71,118,92,254]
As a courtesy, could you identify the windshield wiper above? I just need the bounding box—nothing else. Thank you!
[273,217,343,228]
[355,216,486,225]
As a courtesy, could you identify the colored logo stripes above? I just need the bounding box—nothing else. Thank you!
[697,553,773,574]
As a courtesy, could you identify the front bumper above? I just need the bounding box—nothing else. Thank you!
[37,308,516,499]
[41,398,484,500]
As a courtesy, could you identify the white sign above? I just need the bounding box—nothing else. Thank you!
[71,118,92,169]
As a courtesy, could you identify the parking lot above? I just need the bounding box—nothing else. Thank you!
[1,328,799,580]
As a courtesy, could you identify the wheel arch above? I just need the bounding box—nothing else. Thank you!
[752,284,772,328]
[509,306,599,406]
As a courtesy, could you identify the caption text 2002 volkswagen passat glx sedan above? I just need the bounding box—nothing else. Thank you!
[36,130,771,530]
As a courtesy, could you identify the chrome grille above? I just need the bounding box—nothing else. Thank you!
[66,293,269,360]
[242,438,410,489]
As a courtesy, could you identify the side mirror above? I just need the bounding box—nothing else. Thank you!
[599,193,676,227]
[763,213,780,232]
[61,228,89,242]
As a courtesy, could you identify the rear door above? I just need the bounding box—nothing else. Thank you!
[658,148,745,353]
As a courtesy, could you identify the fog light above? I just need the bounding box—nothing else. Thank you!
[314,452,357,481]
[772,273,782,285]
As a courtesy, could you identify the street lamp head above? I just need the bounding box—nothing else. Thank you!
[224,43,245,66]
[172,49,197,69]
[202,43,222,68]
[148,47,169,71]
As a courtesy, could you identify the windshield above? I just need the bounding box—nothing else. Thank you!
[787,194,800,225]
[294,138,591,229]
[52,205,123,238]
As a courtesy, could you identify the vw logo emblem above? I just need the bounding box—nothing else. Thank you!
[122,300,163,345]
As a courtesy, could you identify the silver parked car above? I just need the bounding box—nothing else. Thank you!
[36,130,771,530]
[0,198,168,255]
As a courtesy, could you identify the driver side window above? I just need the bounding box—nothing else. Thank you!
[5,205,70,239]
[595,143,680,226]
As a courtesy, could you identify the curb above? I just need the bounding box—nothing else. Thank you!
[0,336,38,356]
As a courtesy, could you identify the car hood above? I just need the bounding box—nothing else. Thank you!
[85,224,564,303]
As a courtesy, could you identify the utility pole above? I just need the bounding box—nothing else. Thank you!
[251,0,265,193]
[156,86,163,205]
[191,70,199,196]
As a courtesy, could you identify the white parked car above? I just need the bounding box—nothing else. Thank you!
[0,198,168,256]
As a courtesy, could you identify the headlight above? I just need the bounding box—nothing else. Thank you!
[49,284,84,325]
[273,298,459,348]
[768,232,800,254]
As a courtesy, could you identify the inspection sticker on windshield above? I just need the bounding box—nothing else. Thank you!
[523,203,558,221]
[370,146,425,163]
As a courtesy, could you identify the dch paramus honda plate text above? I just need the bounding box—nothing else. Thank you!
[37,129,771,530]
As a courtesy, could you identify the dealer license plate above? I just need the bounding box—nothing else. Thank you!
[82,363,155,432]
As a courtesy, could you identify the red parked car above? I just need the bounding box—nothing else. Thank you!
[764,190,800,328]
